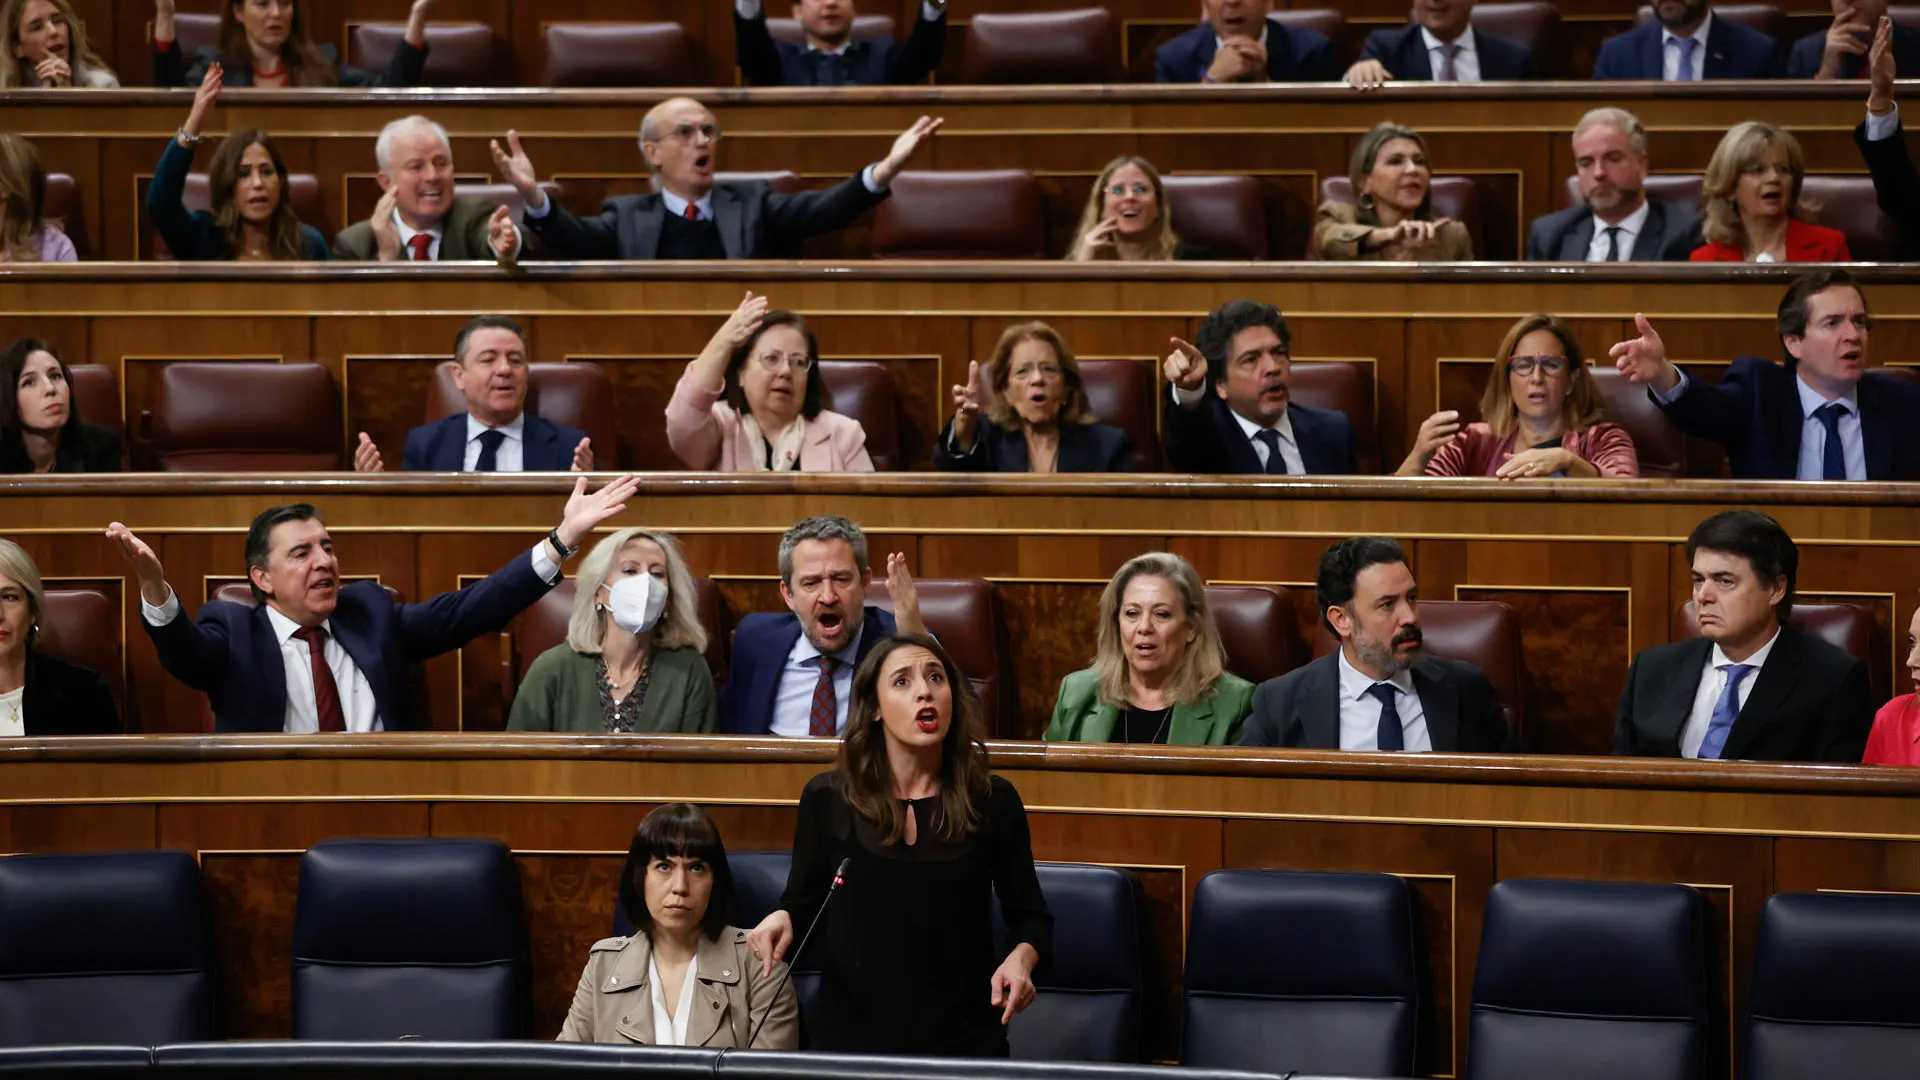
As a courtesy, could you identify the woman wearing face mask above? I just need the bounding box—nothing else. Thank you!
[1314,121,1472,262]
[667,291,873,472]
[509,528,716,734]
[151,0,432,88]
[1065,156,1206,262]
[1398,314,1639,479]
[3,0,118,87]
[1,338,120,474]
[1046,552,1252,745]
[747,633,1051,1057]
[1691,121,1851,263]
[558,802,798,1046]
[0,134,75,263]
[0,539,121,736]
[934,321,1131,474]
[146,65,327,261]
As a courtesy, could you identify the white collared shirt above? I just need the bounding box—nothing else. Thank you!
[647,953,699,1046]
[1585,198,1652,262]
[1420,25,1481,82]
[1336,647,1433,752]
[464,412,527,473]
[1793,376,1866,482]
[393,208,445,262]
[1662,11,1714,80]
[772,621,864,737]
[1168,383,1308,473]
[1680,625,1781,758]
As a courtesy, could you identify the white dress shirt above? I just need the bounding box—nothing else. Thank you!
[1336,647,1433,752]
[1420,25,1481,82]
[1679,626,1780,759]
[1652,371,1867,481]
[647,954,698,1046]
[1585,198,1651,263]
[1662,12,1713,81]
[1168,384,1306,473]
[464,412,526,473]
[771,622,864,737]
[0,684,23,737]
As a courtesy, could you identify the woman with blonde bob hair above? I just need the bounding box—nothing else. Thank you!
[1692,121,1851,263]
[509,527,716,734]
[1066,156,1199,262]
[1046,552,1253,745]
[3,0,118,87]
[934,321,1132,473]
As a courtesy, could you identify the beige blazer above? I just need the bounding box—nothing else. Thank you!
[555,927,799,1048]
[1312,200,1475,262]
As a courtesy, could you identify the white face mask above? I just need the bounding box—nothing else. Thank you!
[603,573,668,636]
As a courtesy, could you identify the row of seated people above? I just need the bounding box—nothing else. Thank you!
[7,0,1918,90]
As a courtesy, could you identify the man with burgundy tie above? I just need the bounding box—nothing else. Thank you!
[1613,511,1871,761]
[1344,0,1537,88]
[1238,537,1511,752]
[332,116,526,263]
[108,474,641,733]
[719,516,924,737]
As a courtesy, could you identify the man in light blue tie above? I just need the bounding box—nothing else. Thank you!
[1613,510,1872,761]
[1592,1,1785,80]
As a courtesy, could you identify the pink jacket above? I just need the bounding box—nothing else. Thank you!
[665,369,874,472]
[1424,422,1640,478]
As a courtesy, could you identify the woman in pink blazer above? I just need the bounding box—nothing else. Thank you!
[666,292,874,473]
[1398,313,1640,479]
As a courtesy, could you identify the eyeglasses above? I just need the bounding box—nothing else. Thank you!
[1507,356,1571,377]
[664,122,721,143]
[1105,182,1152,198]
[752,352,812,372]
[1009,364,1063,381]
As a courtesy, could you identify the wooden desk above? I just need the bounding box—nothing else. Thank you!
[6,734,1919,1076]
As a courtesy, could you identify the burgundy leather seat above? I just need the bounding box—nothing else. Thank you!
[1471,2,1562,58]
[540,23,694,87]
[511,576,726,708]
[427,360,619,470]
[1316,176,1485,261]
[144,363,342,472]
[1077,359,1158,472]
[1325,600,1525,742]
[36,589,123,725]
[351,23,505,86]
[167,12,220,56]
[1162,175,1268,261]
[766,16,895,47]
[962,9,1120,84]
[41,174,87,259]
[1287,361,1377,474]
[1205,585,1304,686]
[1589,367,1686,478]
[868,578,1004,736]
[1894,7,1920,29]
[1562,174,1703,214]
[1801,177,1901,262]
[1673,600,1887,705]
[65,365,125,467]
[815,361,902,470]
[155,173,327,260]
[871,170,1048,259]
[1271,9,1346,41]
[451,182,564,224]
[1633,3,1785,38]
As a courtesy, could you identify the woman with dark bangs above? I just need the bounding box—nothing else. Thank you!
[558,802,798,1047]
[747,633,1052,1057]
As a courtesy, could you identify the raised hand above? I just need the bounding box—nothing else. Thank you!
[1344,58,1394,90]
[34,55,71,87]
[1609,313,1677,392]
[1074,217,1121,261]
[1163,337,1208,395]
[405,0,434,47]
[370,188,402,262]
[716,291,770,350]
[1870,17,1896,113]
[1396,410,1462,475]
[886,552,923,635]
[747,909,794,980]
[489,130,543,209]
[872,116,944,188]
[352,432,385,473]
[154,0,176,46]
[950,360,985,447]
[106,522,171,606]
[181,62,222,141]
[569,437,594,473]
[487,204,519,264]
[556,473,641,552]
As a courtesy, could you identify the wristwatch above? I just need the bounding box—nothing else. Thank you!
[547,528,576,561]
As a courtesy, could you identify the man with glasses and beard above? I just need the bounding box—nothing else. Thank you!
[1238,537,1512,752]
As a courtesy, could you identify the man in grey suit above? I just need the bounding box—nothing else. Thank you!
[1238,537,1512,753]
[1525,107,1701,262]
[492,97,943,260]
[334,115,525,263]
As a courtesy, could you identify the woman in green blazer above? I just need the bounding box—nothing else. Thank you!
[1045,552,1253,746]
[510,527,718,734]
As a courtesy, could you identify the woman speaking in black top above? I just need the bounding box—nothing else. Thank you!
[747,632,1052,1057]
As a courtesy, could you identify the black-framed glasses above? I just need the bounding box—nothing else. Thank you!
[1507,356,1571,377]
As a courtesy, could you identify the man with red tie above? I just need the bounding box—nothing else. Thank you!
[107,475,638,733]
[332,115,525,263]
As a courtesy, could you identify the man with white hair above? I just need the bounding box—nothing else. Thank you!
[333,115,524,262]
[1524,107,1702,262]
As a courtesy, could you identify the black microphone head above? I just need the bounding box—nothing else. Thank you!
[834,856,853,878]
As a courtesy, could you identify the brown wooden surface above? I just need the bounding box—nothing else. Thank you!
[4,735,1920,1073]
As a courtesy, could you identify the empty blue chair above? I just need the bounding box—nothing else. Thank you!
[1748,890,1920,1080]
[292,839,526,1040]
[1181,869,1418,1076]
[997,863,1142,1062]
[1467,878,1707,1080]
[0,850,213,1047]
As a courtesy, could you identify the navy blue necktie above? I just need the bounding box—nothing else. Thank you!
[1813,401,1850,481]
[1254,429,1289,475]
[1367,683,1404,751]
[474,429,506,473]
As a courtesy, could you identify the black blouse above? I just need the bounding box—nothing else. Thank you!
[780,770,1053,1057]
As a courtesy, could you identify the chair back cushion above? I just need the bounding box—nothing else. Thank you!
[541,23,693,87]
[1205,585,1303,686]
[1286,361,1377,473]
[36,588,124,717]
[962,9,1120,83]
[1673,600,1885,704]
[1162,175,1268,260]
[350,23,504,85]
[1000,863,1143,1063]
[1802,176,1902,262]
[426,361,618,469]
[147,363,342,471]
[454,181,563,225]
[714,171,803,195]
[867,578,1003,735]
[765,16,896,47]
[169,11,220,54]
[1415,600,1525,739]
[1747,891,1920,1080]
[871,171,1048,259]
[814,360,901,470]
[65,365,125,464]
[1590,366,1686,477]
[1634,3,1786,38]
[1076,359,1157,471]
[1471,1,1562,52]
[40,173,87,259]
[1271,9,1346,40]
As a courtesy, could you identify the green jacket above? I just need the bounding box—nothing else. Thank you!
[508,644,718,734]
[1043,667,1255,746]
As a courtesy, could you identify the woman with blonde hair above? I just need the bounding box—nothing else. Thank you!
[1066,155,1201,262]
[3,0,117,86]
[1314,121,1472,262]
[509,527,716,734]
[934,321,1132,473]
[1046,551,1253,745]
[0,538,120,735]
[0,134,75,262]
[1692,121,1851,263]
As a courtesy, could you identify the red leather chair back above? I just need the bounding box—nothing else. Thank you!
[65,365,124,462]
[145,363,342,472]
[36,589,124,725]
[962,9,1120,84]
[1894,7,1920,29]
[713,172,803,195]
[1161,175,1268,261]
[453,182,563,225]
[1077,359,1158,472]
[1802,177,1902,262]
[1673,600,1887,705]
[1286,361,1377,474]
[1271,9,1346,41]
[872,170,1048,259]
[868,578,1004,736]
[41,174,87,259]
[1878,366,1920,387]
[1205,585,1304,686]
[815,360,901,470]
[351,23,505,86]
[167,12,220,55]
[1633,3,1785,38]
[1471,2,1561,53]
[426,361,619,470]
[155,172,327,259]
[1316,176,1484,262]
[765,16,896,47]
[511,576,725,696]
[1589,366,1686,478]
[1324,600,1525,740]
[540,23,694,87]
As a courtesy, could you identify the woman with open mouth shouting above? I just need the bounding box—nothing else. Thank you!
[934,321,1133,474]
[1691,121,1853,263]
[2,0,118,87]
[748,633,1052,1057]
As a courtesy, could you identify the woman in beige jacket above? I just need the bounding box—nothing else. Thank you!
[558,803,798,1047]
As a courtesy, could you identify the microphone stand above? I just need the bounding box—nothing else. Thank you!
[746,856,850,1049]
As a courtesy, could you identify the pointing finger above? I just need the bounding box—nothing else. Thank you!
[507,129,524,156]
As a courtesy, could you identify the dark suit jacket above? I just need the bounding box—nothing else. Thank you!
[332,196,510,261]
[1163,395,1358,475]
[400,412,590,472]
[5,421,122,474]
[143,551,556,733]
[1524,199,1702,262]
[735,8,945,86]
[1592,17,1782,79]
[932,418,1133,473]
[1854,116,1920,260]
[719,606,896,735]
[1655,356,1920,480]
[22,651,120,735]
[1237,651,1512,752]
[1359,25,1537,81]
[1788,22,1920,79]
[522,175,886,260]
[1612,623,1873,762]
[1153,18,1342,82]
[152,40,426,87]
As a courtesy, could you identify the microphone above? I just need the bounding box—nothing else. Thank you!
[747,857,851,1049]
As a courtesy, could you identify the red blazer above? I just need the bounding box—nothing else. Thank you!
[1864,693,1920,766]
[1690,219,1854,263]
